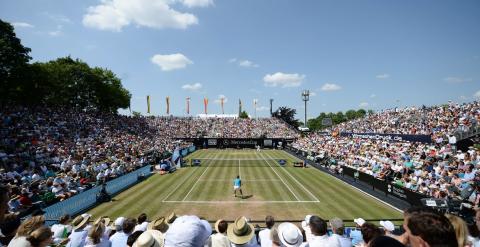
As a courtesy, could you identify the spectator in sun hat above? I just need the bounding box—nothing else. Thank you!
[112,217,125,233]
[127,231,144,247]
[329,218,351,247]
[110,218,136,247]
[379,220,395,236]
[276,222,303,247]
[226,216,258,247]
[166,212,177,225]
[164,215,212,247]
[148,217,169,234]
[133,230,164,247]
[207,219,230,247]
[258,216,275,247]
[350,218,365,246]
[66,214,90,247]
[301,215,313,242]
[307,215,340,247]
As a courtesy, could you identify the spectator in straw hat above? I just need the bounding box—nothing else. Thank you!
[329,218,351,247]
[8,215,45,247]
[277,222,303,247]
[127,231,144,247]
[379,220,395,237]
[93,217,112,240]
[133,230,164,247]
[148,217,169,234]
[208,219,230,247]
[110,218,136,247]
[164,215,211,247]
[66,214,90,247]
[85,222,111,247]
[259,216,275,247]
[226,216,258,247]
[166,212,177,225]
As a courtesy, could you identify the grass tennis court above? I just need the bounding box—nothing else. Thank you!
[88,149,403,222]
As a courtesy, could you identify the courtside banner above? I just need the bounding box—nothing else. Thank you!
[340,132,432,143]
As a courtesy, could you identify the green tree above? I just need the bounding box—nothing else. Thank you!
[0,19,32,102]
[132,111,142,117]
[356,109,367,118]
[272,106,300,128]
[239,111,249,119]
[345,109,357,120]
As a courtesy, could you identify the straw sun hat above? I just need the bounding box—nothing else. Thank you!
[227,217,254,245]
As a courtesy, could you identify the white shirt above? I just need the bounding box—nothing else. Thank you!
[85,237,112,247]
[307,234,340,247]
[209,233,231,247]
[133,222,149,232]
[230,237,259,247]
[109,231,130,247]
[330,234,352,247]
[258,228,272,247]
[66,230,88,247]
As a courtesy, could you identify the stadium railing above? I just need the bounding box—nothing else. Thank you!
[43,165,152,224]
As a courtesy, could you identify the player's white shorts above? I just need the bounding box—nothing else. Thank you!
[234,186,240,190]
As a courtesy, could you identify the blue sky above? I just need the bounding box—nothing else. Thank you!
[1,0,479,118]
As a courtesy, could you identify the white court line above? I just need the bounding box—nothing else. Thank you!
[280,150,402,212]
[181,151,219,201]
[264,151,320,202]
[162,150,213,202]
[163,200,318,204]
[256,152,301,201]
[198,179,280,182]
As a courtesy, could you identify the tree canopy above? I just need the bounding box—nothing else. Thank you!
[0,19,131,112]
[307,109,371,131]
[272,106,301,128]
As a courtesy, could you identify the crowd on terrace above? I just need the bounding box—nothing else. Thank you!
[328,101,480,138]
[0,185,475,247]
[0,106,296,215]
[293,101,480,204]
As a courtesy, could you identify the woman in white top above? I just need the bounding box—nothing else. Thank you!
[85,223,111,247]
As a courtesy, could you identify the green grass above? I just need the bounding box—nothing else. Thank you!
[88,149,402,222]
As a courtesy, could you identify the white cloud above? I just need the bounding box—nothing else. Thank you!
[181,0,213,8]
[263,72,305,88]
[151,53,193,71]
[181,83,202,91]
[238,60,259,68]
[44,13,72,23]
[359,102,369,108]
[320,83,342,91]
[310,92,317,97]
[214,94,228,104]
[48,25,63,36]
[83,0,202,32]
[474,90,480,99]
[228,58,237,63]
[444,77,473,83]
[376,73,390,79]
[370,94,376,98]
[12,22,34,28]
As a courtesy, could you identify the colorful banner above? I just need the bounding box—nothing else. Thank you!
[186,97,190,115]
[204,98,208,114]
[147,95,150,114]
[166,96,170,115]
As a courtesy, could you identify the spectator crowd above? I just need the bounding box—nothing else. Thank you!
[0,106,296,216]
[0,183,477,247]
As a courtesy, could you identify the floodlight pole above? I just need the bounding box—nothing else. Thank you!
[302,90,310,127]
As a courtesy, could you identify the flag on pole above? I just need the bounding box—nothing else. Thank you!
[147,95,151,114]
[166,96,170,115]
[204,98,208,114]
[221,97,225,114]
[239,99,242,116]
[186,97,190,115]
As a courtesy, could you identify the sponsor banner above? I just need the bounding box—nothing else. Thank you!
[340,132,432,143]
[387,183,427,206]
